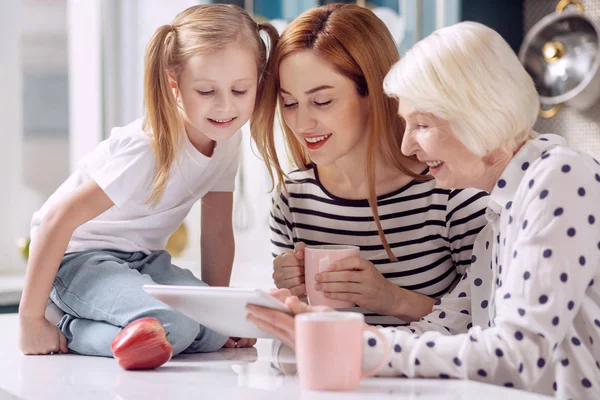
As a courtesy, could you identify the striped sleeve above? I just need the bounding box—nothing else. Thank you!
[269,191,295,258]
[445,189,489,273]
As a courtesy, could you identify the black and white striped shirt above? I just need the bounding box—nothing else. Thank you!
[270,165,489,326]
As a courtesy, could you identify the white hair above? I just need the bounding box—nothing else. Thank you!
[384,21,539,156]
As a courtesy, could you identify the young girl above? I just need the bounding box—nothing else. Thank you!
[19,4,278,357]
[251,4,489,326]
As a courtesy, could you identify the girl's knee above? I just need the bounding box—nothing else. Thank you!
[145,309,200,355]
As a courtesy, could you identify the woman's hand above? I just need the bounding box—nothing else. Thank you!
[315,257,406,318]
[245,289,333,350]
[272,243,306,297]
[19,316,68,355]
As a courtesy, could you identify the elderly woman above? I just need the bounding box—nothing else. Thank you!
[247,21,600,398]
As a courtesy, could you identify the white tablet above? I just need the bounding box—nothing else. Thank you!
[143,285,291,339]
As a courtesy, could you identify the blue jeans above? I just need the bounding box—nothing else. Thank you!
[50,249,228,357]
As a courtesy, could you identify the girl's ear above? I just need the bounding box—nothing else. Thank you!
[167,71,177,89]
[167,71,179,100]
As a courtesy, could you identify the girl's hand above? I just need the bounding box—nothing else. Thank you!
[272,242,306,297]
[19,316,68,355]
[315,257,403,317]
[246,290,334,350]
[269,288,295,303]
[223,337,257,348]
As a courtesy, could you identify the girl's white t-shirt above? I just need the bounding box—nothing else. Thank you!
[30,118,241,255]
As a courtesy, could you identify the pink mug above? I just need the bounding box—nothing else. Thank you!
[304,245,359,308]
[295,312,389,391]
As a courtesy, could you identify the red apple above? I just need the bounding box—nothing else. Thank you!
[110,317,173,370]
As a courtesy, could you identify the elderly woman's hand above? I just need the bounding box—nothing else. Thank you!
[245,289,334,350]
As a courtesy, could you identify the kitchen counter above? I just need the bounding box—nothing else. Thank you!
[0,314,551,400]
[0,274,24,307]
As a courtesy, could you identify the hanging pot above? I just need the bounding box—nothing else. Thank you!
[519,0,600,118]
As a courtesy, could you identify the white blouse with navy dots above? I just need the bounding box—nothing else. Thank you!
[362,134,600,398]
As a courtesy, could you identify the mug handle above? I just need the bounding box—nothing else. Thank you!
[361,326,390,378]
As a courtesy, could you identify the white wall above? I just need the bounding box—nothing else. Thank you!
[67,0,103,169]
[0,1,27,273]
[22,0,70,199]
[118,0,201,125]
[0,0,74,273]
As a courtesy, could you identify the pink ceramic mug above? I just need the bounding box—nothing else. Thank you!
[295,312,389,391]
[304,245,359,308]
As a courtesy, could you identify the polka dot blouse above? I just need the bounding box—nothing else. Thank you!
[362,134,600,398]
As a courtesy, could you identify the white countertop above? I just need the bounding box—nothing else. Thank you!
[0,274,24,306]
[0,314,551,400]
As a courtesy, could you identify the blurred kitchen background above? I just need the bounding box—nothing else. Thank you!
[1,0,599,312]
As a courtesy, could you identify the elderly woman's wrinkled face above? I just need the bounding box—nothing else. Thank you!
[399,102,487,189]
